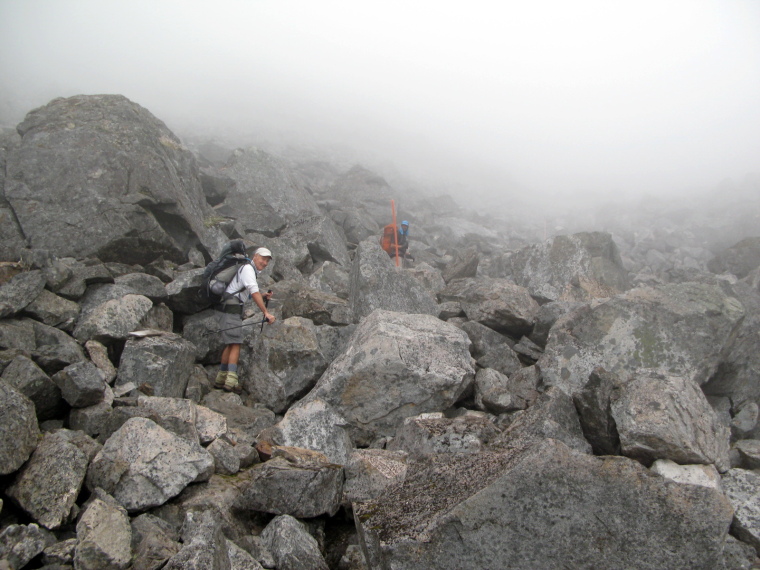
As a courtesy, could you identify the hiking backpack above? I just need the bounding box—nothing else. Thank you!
[200,254,250,304]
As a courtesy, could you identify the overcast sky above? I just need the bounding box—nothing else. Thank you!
[1,0,759,205]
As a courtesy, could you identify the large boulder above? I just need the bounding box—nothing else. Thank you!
[507,231,631,303]
[242,317,329,413]
[115,332,196,398]
[438,277,539,337]
[219,147,322,223]
[1,354,63,420]
[708,236,760,278]
[4,94,217,264]
[0,379,40,475]
[73,489,132,570]
[0,128,27,261]
[538,282,745,395]
[260,515,329,570]
[304,309,475,445]
[86,417,214,513]
[0,270,46,318]
[281,214,351,268]
[355,439,733,569]
[349,239,438,323]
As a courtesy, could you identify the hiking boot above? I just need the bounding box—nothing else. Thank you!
[223,371,242,394]
[213,370,227,389]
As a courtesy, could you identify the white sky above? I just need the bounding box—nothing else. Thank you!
[1,0,759,203]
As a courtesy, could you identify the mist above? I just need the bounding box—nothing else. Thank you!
[2,0,759,213]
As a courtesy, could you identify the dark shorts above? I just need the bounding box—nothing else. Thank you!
[217,310,243,344]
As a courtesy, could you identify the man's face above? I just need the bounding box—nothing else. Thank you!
[253,253,271,271]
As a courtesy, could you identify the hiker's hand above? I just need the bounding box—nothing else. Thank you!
[263,290,273,301]
[264,312,275,324]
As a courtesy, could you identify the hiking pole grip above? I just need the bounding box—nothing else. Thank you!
[260,290,273,333]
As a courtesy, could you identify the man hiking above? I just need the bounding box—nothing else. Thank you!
[214,241,275,394]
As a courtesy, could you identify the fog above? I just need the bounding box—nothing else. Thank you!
[2,0,759,211]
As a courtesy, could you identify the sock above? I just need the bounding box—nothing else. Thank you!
[220,364,229,372]
[228,364,238,373]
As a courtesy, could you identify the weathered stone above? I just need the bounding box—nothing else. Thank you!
[73,293,153,343]
[84,340,117,385]
[348,238,438,323]
[508,231,631,303]
[0,379,40,475]
[388,413,501,456]
[538,282,745,394]
[181,309,225,363]
[200,391,276,447]
[474,368,530,414]
[6,431,89,529]
[734,439,760,469]
[441,246,479,283]
[164,268,209,314]
[723,468,760,553]
[650,459,721,489]
[52,360,107,408]
[260,515,329,570]
[5,94,214,264]
[461,321,522,377]
[135,395,200,443]
[305,309,474,445]
[130,513,181,570]
[308,260,351,300]
[0,270,46,318]
[528,300,584,348]
[115,333,196,398]
[242,317,329,413]
[241,454,343,518]
[163,509,231,570]
[355,439,733,569]
[263,398,353,465]
[86,417,214,512]
[113,272,169,301]
[41,537,78,567]
[0,524,55,570]
[573,366,622,455]
[29,319,87,374]
[611,370,730,471]
[439,277,539,336]
[708,236,760,278]
[1,354,63,420]
[207,438,240,475]
[281,284,351,326]
[343,448,408,504]
[74,489,132,570]
[23,288,80,331]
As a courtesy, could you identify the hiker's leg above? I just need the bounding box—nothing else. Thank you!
[223,343,243,394]
[222,344,241,366]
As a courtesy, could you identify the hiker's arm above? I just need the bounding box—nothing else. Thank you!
[251,291,275,323]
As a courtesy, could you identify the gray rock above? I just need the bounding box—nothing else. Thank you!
[723,469,760,553]
[439,277,539,336]
[86,417,214,512]
[264,398,353,465]
[241,454,343,518]
[181,309,226,363]
[52,360,107,408]
[538,282,745,395]
[342,448,408,504]
[348,238,438,323]
[461,321,522,377]
[441,246,479,283]
[305,309,475,445]
[23,288,80,331]
[0,318,36,354]
[387,413,501,456]
[355,438,733,569]
[1,354,63,420]
[164,509,231,570]
[720,535,760,570]
[611,370,730,471]
[0,524,55,570]
[0,379,40,475]
[734,440,760,469]
[74,489,132,570]
[139,302,174,332]
[130,513,181,570]
[573,367,622,455]
[708,237,760,278]
[164,268,209,314]
[650,459,721,489]
[73,293,153,343]
[474,368,531,414]
[115,333,196,398]
[200,390,276,447]
[0,270,46,318]
[6,431,89,529]
[220,146,314,226]
[507,231,631,303]
[113,272,169,302]
[29,319,87,374]
[495,386,592,454]
[282,214,352,268]
[331,206,381,246]
[84,340,117,385]
[260,515,329,570]
[226,540,264,570]
[5,94,213,264]
[281,284,351,326]
[243,317,329,413]
[207,438,240,475]
[41,537,77,567]
[308,260,350,300]
[134,395,201,443]
[528,300,583,348]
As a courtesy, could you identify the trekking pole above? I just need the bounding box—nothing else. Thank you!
[260,290,272,333]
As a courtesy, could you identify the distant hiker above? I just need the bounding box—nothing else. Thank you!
[397,220,412,259]
[214,242,275,394]
[380,219,414,263]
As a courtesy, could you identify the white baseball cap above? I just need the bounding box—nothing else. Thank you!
[254,247,273,259]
